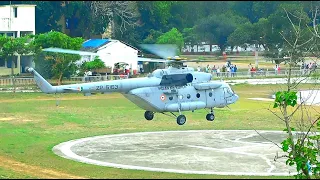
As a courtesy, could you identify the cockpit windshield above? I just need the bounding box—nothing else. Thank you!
[148,69,164,78]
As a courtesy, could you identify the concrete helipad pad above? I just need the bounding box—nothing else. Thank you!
[53,130,298,176]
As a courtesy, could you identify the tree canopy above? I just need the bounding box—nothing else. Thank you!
[31,31,84,85]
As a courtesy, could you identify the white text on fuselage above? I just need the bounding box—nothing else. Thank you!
[157,83,192,90]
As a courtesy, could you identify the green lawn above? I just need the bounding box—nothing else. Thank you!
[0,84,318,178]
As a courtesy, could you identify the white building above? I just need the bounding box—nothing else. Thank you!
[79,39,139,73]
[0,4,36,76]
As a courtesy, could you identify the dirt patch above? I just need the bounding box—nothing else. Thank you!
[0,96,120,103]
[0,117,15,121]
[0,155,85,179]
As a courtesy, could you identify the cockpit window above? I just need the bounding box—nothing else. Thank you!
[150,69,164,78]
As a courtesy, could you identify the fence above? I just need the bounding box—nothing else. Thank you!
[212,69,320,79]
[0,69,318,87]
[0,75,128,86]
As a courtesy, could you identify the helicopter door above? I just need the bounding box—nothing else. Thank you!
[205,89,213,107]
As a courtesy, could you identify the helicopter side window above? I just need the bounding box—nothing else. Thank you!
[227,88,233,95]
[169,96,173,101]
[187,94,191,99]
[196,93,200,98]
[209,92,212,97]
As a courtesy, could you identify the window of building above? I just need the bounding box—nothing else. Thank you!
[6,33,14,37]
[0,58,5,67]
[14,7,18,18]
[6,58,17,68]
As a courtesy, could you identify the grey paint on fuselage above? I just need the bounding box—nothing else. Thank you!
[124,83,237,112]
[27,67,238,113]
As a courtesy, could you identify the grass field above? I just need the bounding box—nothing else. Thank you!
[0,84,319,179]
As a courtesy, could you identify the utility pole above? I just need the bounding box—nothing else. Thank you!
[255,45,258,68]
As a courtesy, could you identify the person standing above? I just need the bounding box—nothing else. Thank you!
[216,66,220,77]
[234,65,238,77]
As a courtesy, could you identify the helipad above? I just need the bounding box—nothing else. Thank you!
[53,130,298,176]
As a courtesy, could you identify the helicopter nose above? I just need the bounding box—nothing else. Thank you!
[233,94,239,102]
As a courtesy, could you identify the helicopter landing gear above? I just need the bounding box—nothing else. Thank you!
[206,108,215,121]
[144,111,154,120]
[177,115,187,125]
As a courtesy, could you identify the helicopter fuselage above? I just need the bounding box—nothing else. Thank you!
[124,82,238,113]
[27,67,238,125]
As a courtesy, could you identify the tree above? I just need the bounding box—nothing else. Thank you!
[142,29,163,44]
[0,35,34,93]
[227,22,255,48]
[82,56,105,71]
[156,28,184,53]
[182,27,200,53]
[32,31,84,85]
[90,1,140,38]
[261,6,320,179]
[194,11,249,53]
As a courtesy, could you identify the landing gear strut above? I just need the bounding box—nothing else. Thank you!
[206,108,215,121]
[144,111,154,120]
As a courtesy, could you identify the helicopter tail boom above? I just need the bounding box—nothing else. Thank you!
[27,67,56,93]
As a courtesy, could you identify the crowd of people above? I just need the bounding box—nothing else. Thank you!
[197,61,238,78]
[301,62,318,73]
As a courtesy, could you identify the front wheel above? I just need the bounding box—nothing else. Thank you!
[144,111,154,120]
[177,115,187,125]
[206,113,215,121]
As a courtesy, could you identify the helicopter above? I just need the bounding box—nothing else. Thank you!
[27,44,239,125]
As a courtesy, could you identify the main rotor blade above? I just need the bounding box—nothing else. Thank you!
[139,44,178,59]
[42,48,99,56]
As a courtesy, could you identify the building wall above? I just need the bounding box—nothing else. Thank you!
[97,41,138,71]
[0,5,36,34]
[0,5,35,76]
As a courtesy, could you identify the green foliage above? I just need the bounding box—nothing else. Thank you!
[81,57,105,71]
[32,31,84,84]
[273,91,298,108]
[194,11,249,51]
[156,28,184,52]
[143,29,163,44]
[228,22,255,47]
[0,35,34,76]
[274,90,320,179]
[281,130,320,179]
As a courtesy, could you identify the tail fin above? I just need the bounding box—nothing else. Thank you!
[27,67,55,93]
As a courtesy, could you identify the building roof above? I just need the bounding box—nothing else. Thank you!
[81,39,111,52]
[0,4,37,7]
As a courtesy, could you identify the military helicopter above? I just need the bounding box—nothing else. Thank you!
[27,44,239,125]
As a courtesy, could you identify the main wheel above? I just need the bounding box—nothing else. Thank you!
[206,113,215,121]
[144,111,154,120]
[177,115,187,125]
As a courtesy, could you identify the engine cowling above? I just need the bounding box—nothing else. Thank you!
[160,73,193,86]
